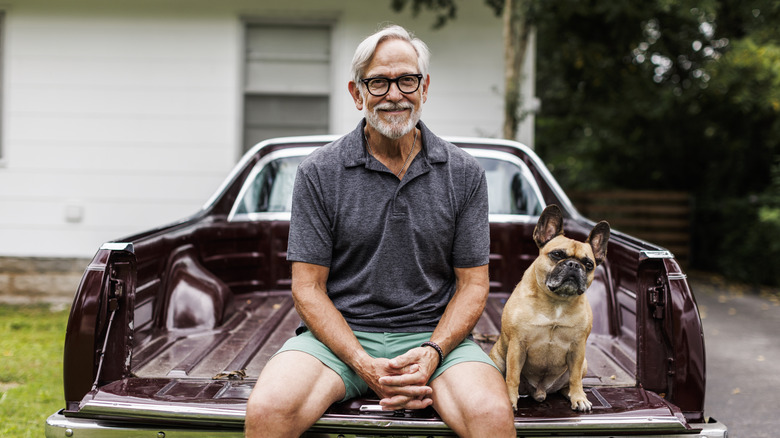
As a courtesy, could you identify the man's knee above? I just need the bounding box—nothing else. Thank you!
[246,387,287,418]
[483,394,515,423]
[467,385,514,418]
[459,387,516,437]
[245,383,317,438]
[245,385,293,430]
[245,351,346,436]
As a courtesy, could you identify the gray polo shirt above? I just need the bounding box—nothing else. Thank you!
[287,119,489,333]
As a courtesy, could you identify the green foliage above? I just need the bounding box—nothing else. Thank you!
[531,0,780,285]
[708,38,780,114]
[534,0,726,191]
[696,192,780,286]
[390,0,504,28]
[0,304,69,437]
[390,0,459,28]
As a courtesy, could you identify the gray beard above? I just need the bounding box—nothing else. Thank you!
[364,101,422,140]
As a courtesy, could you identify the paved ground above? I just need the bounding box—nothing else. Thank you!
[690,274,780,438]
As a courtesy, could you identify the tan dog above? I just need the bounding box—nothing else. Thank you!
[489,204,610,412]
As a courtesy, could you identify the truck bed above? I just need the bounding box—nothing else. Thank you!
[69,290,697,436]
[132,291,635,388]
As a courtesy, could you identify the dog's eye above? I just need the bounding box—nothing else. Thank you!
[583,259,595,271]
[549,250,566,261]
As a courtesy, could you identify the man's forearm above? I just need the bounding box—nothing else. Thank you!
[291,263,372,370]
[429,265,490,356]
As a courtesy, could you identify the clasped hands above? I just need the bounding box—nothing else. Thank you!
[359,346,441,411]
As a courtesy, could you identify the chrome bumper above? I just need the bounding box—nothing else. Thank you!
[46,410,728,438]
[45,411,245,438]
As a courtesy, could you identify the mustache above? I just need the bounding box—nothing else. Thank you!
[373,102,414,111]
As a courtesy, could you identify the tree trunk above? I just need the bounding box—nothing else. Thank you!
[503,0,531,140]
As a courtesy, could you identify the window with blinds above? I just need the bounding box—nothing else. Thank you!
[242,23,331,153]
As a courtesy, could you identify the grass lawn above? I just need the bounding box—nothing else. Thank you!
[0,303,70,438]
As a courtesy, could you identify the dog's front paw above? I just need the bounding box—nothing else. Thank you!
[569,392,592,412]
[507,388,520,412]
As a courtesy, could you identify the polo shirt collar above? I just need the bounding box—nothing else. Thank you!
[342,118,448,168]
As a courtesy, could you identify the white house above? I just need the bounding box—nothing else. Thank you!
[0,0,536,261]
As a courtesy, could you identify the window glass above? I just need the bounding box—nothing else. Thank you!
[232,153,543,218]
[234,156,304,214]
[477,157,543,216]
[243,95,328,152]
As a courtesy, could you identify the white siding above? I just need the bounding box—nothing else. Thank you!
[0,0,534,257]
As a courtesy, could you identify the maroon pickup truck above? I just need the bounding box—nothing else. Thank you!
[45,136,727,437]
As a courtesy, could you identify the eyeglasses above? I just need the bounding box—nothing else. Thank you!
[360,74,423,97]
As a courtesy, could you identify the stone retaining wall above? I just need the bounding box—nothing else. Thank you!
[0,256,92,304]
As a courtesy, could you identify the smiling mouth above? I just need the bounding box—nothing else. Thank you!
[375,103,413,112]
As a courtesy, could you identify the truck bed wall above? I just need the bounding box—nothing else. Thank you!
[63,209,705,421]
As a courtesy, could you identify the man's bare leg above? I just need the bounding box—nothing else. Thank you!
[430,361,516,438]
[245,351,345,438]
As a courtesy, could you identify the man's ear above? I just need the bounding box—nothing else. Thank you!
[421,74,430,103]
[348,81,363,111]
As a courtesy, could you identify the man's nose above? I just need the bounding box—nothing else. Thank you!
[384,81,404,100]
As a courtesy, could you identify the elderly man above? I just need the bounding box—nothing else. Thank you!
[245,24,515,438]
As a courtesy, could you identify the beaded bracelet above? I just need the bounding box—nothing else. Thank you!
[421,341,445,367]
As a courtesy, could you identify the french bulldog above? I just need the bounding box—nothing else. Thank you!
[489,204,610,412]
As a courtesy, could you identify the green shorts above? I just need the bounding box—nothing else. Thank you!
[276,330,499,401]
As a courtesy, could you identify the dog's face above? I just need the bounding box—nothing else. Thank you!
[537,235,598,297]
[532,205,610,298]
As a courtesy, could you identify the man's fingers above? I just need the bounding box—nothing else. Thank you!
[389,347,427,370]
[378,382,432,398]
[380,394,433,411]
[379,366,421,385]
[402,396,433,410]
[388,356,414,370]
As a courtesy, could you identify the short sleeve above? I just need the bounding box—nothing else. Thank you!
[286,163,333,267]
[451,165,490,268]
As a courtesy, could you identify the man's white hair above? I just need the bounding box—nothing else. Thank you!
[350,24,430,85]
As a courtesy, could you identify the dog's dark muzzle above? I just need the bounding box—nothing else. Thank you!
[547,260,588,296]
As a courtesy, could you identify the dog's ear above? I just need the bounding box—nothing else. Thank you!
[533,205,564,248]
[587,221,610,266]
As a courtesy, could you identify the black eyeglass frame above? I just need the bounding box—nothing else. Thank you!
[360,74,424,97]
